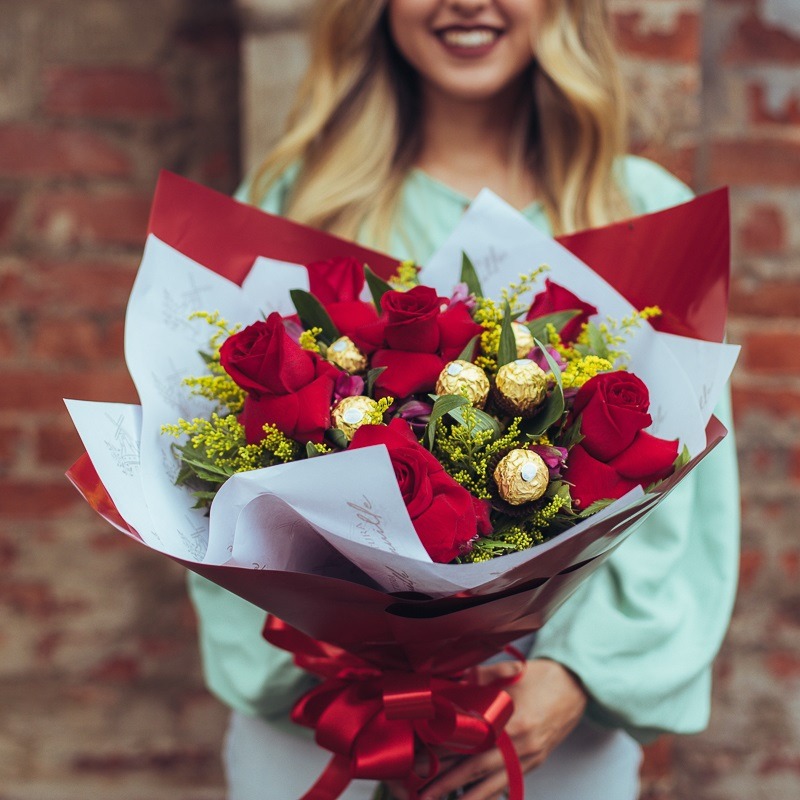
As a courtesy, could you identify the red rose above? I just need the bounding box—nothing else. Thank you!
[306,257,379,337]
[566,434,679,508]
[349,419,491,563]
[565,372,678,507]
[526,279,597,344]
[351,287,482,399]
[570,372,652,461]
[220,312,339,444]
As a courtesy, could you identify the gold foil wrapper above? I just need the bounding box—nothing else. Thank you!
[326,336,368,374]
[331,395,379,441]
[512,322,535,359]
[493,449,549,505]
[495,359,548,415]
[435,360,490,408]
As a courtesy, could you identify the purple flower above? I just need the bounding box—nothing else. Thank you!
[530,345,567,372]
[333,373,365,404]
[530,445,568,479]
[449,282,477,312]
[396,399,433,437]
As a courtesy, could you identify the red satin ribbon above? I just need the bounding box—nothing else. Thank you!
[263,616,525,800]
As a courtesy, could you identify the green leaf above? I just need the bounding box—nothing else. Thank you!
[366,367,387,398]
[306,442,323,459]
[559,416,584,449]
[584,322,609,360]
[525,310,582,342]
[457,334,480,363]
[497,301,517,367]
[577,498,615,518]
[673,445,691,471]
[521,338,566,437]
[325,428,350,450]
[460,252,484,298]
[290,289,340,343]
[448,405,501,437]
[424,394,470,450]
[364,265,393,309]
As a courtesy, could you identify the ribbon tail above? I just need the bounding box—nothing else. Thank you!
[497,731,524,800]
[299,753,353,800]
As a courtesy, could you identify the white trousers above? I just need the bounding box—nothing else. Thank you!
[224,711,642,800]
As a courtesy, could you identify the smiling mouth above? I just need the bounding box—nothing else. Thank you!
[437,27,503,49]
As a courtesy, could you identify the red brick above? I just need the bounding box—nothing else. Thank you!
[0,196,17,245]
[765,651,800,679]
[759,754,800,776]
[742,330,800,375]
[0,125,131,179]
[31,190,151,247]
[0,424,23,473]
[614,11,700,63]
[44,67,177,119]
[736,205,787,254]
[0,533,18,569]
[11,258,137,313]
[641,737,675,780]
[30,317,124,362]
[730,279,800,316]
[0,481,82,518]
[35,422,85,468]
[631,143,697,187]
[725,11,800,64]
[739,549,764,592]
[0,368,137,412]
[748,83,800,126]
[732,385,800,419]
[0,579,85,618]
[709,139,800,186]
[791,449,800,482]
[89,655,141,683]
[0,320,16,359]
[779,550,800,580]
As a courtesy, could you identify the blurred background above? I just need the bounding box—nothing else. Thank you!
[0,0,798,798]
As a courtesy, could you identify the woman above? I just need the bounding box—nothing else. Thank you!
[188,1,740,798]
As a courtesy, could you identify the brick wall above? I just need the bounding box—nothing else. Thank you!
[0,1,239,797]
[0,1,798,798]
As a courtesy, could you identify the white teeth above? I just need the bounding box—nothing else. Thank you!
[441,29,498,48]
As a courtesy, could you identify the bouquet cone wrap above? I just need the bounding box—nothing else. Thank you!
[65,173,737,799]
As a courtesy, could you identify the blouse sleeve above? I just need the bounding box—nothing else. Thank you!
[186,163,320,722]
[530,392,740,743]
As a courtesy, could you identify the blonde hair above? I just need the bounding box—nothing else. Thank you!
[250,0,630,242]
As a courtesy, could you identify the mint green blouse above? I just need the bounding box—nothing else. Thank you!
[188,156,740,742]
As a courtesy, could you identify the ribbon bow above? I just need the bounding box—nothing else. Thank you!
[264,616,524,800]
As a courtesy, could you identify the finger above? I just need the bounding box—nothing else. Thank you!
[383,781,409,800]
[420,749,504,799]
[459,768,509,800]
[471,660,523,686]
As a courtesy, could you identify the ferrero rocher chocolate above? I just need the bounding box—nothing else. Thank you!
[331,395,379,441]
[493,449,549,505]
[494,359,548,415]
[326,336,367,374]
[511,322,535,359]
[435,360,490,408]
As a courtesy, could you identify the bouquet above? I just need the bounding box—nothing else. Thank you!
[66,173,739,799]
